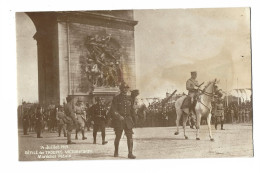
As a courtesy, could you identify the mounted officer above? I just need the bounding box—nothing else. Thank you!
[181,71,201,128]
[110,82,137,159]
[91,97,108,145]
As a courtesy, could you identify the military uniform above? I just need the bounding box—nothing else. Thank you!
[182,72,199,110]
[64,97,77,144]
[186,78,199,95]
[214,101,225,130]
[91,99,108,145]
[74,100,87,140]
[22,110,30,135]
[35,107,44,138]
[110,84,136,159]
[56,109,67,137]
[183,72,199,127]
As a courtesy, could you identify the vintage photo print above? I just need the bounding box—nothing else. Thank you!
[16,8,252,161]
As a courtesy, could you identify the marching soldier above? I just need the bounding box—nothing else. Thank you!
[56,106,67,137]
[74,98,87,140]
[214,98,225,130]
[22,109,30,135]
[35,106,44,138]
[64,96,77,144]
[110,82,137,159]
[91,97,108,145]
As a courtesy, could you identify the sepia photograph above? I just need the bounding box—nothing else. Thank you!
[16,8,253,161]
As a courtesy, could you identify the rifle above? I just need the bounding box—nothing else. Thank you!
[161,90,177,106]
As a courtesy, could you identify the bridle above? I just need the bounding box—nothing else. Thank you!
[197,82,218,110]
[199,82,217,98]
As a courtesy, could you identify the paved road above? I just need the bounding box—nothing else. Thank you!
[18,123,253,161]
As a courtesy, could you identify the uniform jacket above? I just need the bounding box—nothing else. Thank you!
[35,111,44,128]
[90,103,106,123]
[186,78,199,94]
[110,93,136,129]
[56,111,66,125]
[214,103,224,117]
[64,102,77,124]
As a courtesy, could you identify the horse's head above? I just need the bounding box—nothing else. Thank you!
[202,79,222,98]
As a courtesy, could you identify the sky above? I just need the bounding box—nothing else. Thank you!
[16,8,251,103]
[134,8,251,98]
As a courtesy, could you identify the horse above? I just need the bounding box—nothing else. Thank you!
[174,79,219,141]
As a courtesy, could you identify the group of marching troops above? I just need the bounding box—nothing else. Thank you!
[20,71,252,159]
[21,82,138,159]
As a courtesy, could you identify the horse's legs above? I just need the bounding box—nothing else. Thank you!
[174,109,182,135]
[196,114,201,140]
[207,113,214,141]
[75,129,78,140]
[182,114,189,139]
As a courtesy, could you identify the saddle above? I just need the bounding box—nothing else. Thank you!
[181,95,199,111]
[181,96,191,109]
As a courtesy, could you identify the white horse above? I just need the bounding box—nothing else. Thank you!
[174,79,219,141]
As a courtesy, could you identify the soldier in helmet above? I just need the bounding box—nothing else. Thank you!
[91,97,108,145]
[110,82,137,159]
[56,105,67,137]
[74,98,87,140]
[64,96,77,144]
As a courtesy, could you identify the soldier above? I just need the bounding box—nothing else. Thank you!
[85,102,91,131]
[35,106,44,138]
[91,97,108,145]
[230,107,235,124]
[64,96,77,144]
[110,82,137,159]
[22,109,30,135]
[214,98,225,130]
[56,106,67,137]
[183,71,200,127]
[74,98,87,140]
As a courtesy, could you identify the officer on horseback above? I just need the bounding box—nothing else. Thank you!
[186,71,200,109]
[186,71,200,127]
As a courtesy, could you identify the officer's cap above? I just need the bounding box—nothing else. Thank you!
[191,71,197,75]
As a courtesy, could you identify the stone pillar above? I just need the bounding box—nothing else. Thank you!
[27,11,138,105]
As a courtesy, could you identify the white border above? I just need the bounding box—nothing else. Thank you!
[0,0,259,173]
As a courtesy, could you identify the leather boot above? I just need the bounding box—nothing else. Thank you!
[82,129,87,140]
[221,121,225,130]
[114,139,119,157]
[127,138,136,159]
[102,131,108,145]
[67,140,76,144]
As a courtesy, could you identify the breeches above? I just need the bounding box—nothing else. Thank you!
[66,122,74,132]
[114,120,133,139]
[76,115,85,129]
[93,121,106,133]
